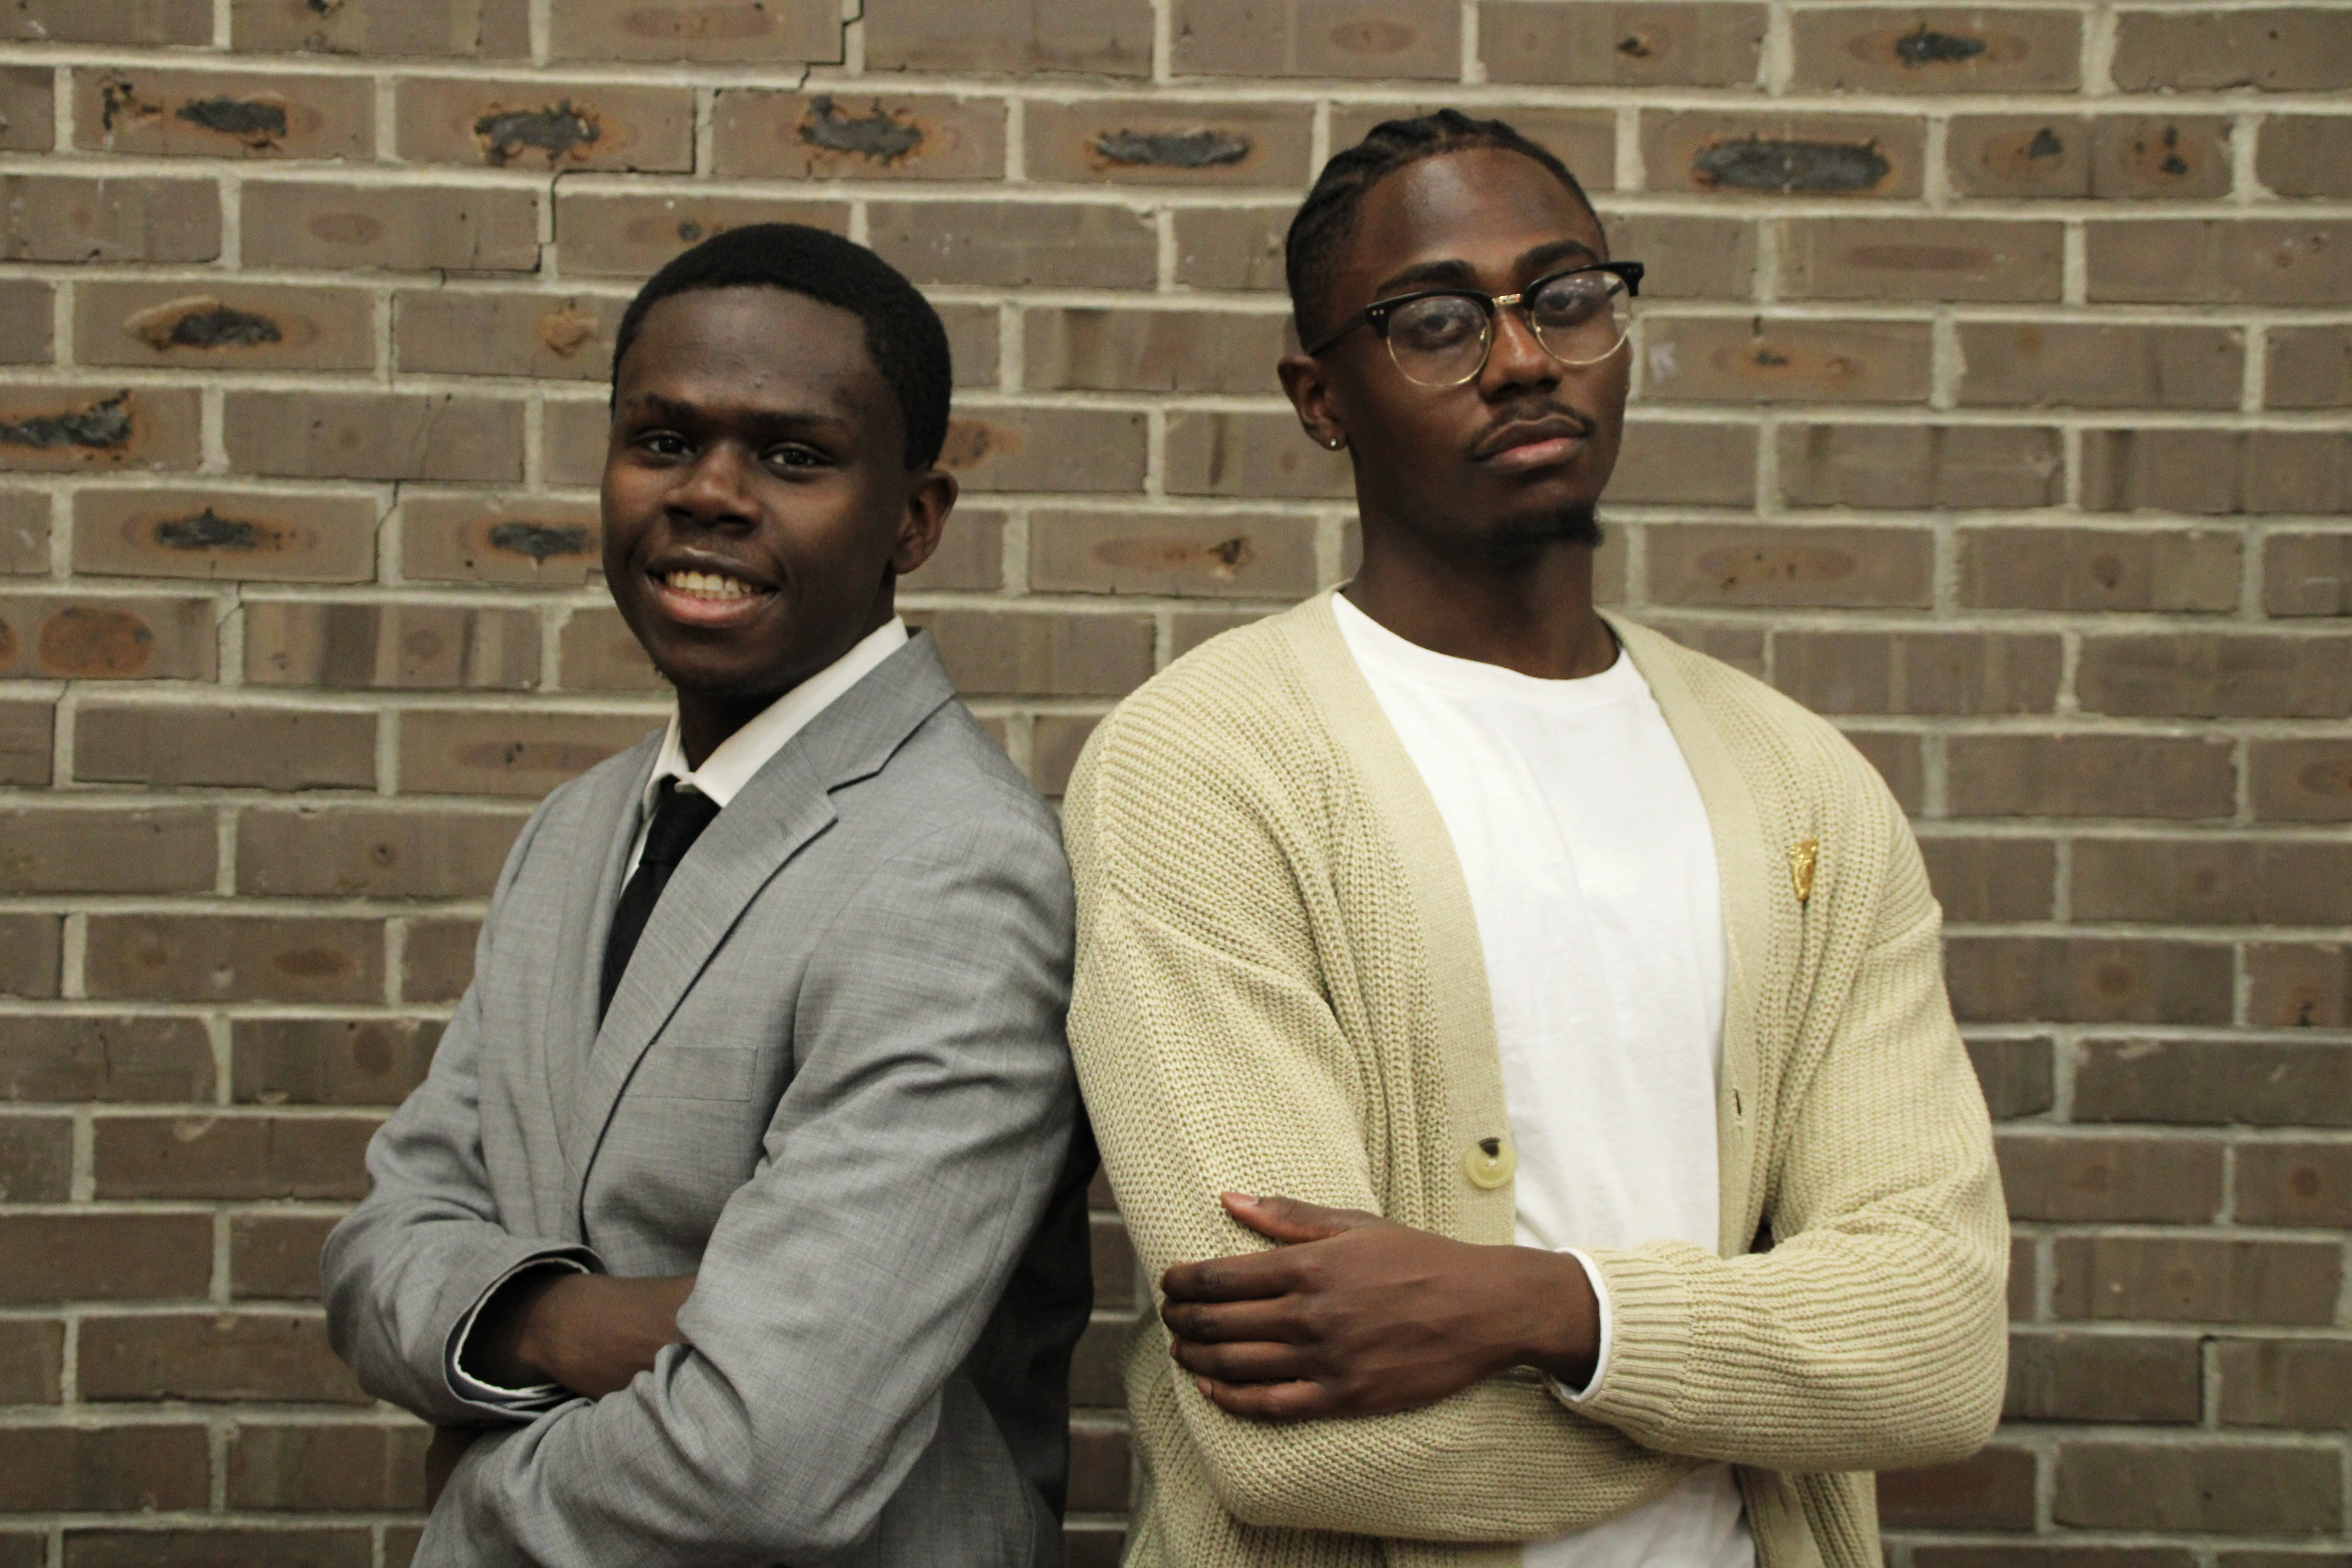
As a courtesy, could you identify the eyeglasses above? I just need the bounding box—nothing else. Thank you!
[1304,261,1644,388]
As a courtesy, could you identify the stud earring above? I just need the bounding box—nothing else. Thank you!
[1326,436,1344,450]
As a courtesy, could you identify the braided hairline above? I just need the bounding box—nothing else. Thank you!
[1284,109,1601,348]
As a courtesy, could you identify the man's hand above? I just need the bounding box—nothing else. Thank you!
[1159,1194,1598,1422]
[469,1271,697,1398]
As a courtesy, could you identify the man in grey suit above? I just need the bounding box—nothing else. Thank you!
[324,225,1093,1566]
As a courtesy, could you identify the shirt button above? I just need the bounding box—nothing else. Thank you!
[1463,1133,1516,1189]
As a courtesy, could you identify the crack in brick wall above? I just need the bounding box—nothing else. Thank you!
[1,1,2350,1563]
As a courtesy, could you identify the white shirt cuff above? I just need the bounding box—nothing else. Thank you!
[445,1256,594,1414]
[1543,1247,1613,1405]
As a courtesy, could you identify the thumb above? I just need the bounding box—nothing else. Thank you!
[1221,1192,1373,1243]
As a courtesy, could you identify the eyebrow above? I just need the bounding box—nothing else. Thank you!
[624,390,854,435]
[1370,236,1604,299]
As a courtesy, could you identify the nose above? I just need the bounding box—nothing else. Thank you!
[664,442,757,527]
[1479,303,1559,397]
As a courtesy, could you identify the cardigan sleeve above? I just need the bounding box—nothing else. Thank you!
[1573,783,2009,1471]
[1064,711,1702,1542]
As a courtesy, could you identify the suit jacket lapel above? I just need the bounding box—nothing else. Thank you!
[563,633,962,1229]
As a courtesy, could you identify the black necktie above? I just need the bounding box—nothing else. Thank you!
[600,779,722,1018]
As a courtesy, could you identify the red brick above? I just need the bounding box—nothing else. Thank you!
[2007,1330,2203,1423]
[402,916,481,1002]
[396,77,693,170]
[232,1018,442,1108]
[1947,735,2236,819]
[78,281,376,376]
[230,1212,339,1300]
[555,192,847,279]
[1958,527,2241,612]
[1029,100,1313,187]
[397,709,650,797]
[1779,424,2061,510]
[1024,308,1288,395]
[79,1313,368,1403]
[245,601,540,691]
[2052,1236,2341,1326]
[1780,217,2063,302]
[1646,525,1932,609]
[939,408,1147,494]
[1067,1419,1132,1513]
[0,176,220,263]
[909,610,1156,699]
[1643,111,1925,199]
[0,1114,71,1201]
[1599,214,1753,298]
[231,0,530,55]
[1877,1445,2035,1529]
[1944,937,2232,1025]
[96,1113,377,1200]
[74,69,375,160]
[2078,633,2352,719]
[1997,1133,2222,1223]
[396,494,603,587]
[74,488,378,584]
[1949,114,2235,201]
[226,392,523,483]
[555,606,661,693]
[1174,205,1294,290]
[228,1421,431,1509]
[394,290,627,381]
[75,702,377,791]
[1792,9,2080,92]
[864,0,1152,74]
[869,201,1155,289]
[0,1426,210,1512]
[1958,323,2242,409]
[2265,533,2352,616]
[11,1,211,45]
[2216,1339,2352,1429]
[1030,510,1317,599]
[0,67,49,152]
[1032,714,1105,797]
[0,489,44,573]
[1926,838,2056,923]
[0,915,61,999]
[1164,410,1350,500]
[0,594,216,681]
[714,91,1005,182]
[542,398,609,486]
[86,915,385,1005]
[1608,422,1758,506]
[0,1214,213,1302]
[2074,1038,2352,1128]
[1648,619,1762,676]
[2263,116,2352,200]
[2236,1143,2352,1229]
[0,1016,214,1104]
[1069,1314,1129,1407]
[2082,430,2352,515]
[1969,1031,2058,1122]
[902,508,1004,593]
[1773,631,2059,715]
[2252,740,2352,822]
[2055,1442,2341,1532]
[64,1530,373,1568]
[0,1320,63,1403]
[241,181,539,273]
[0,384,201,472]
[1639,316,1931,402]
[545,0,839,63]
[2089,220,2352,306]
[238,806,524,899]
[2269,327,2352,410]
[2112,9,2352,91]
[1481,4,1763,87]
[0,806,216,893]
[2245,943,2352,1031]
[2070,838,2352,927]
[1171,0,1459,78]
[0,282,46,363]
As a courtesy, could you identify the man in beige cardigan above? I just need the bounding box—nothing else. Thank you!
[1062,111,2007,1568]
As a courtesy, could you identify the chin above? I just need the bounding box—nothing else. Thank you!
[1482,500,1602,564]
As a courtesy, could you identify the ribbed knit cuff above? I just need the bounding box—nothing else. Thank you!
[1572,1248,1694,1442]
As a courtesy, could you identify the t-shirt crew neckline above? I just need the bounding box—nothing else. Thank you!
[1330,591,1634,709]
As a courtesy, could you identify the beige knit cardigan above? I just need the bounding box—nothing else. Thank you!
[1062,592,2007,1568]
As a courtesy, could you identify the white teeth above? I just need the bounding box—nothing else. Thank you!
[663,570,755,600]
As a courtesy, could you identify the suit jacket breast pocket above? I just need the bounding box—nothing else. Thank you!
[628,1044,759,1102]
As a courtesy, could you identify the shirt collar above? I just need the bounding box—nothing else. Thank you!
[643,617,910,817]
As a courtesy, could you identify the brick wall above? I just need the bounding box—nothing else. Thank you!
[1,0,2348,1561]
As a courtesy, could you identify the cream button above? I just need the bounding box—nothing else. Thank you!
[1464,1133,1516,1189]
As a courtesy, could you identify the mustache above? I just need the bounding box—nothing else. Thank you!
[1470,400,1595,455]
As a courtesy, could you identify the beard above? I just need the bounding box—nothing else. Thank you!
[1482,498,1601,570]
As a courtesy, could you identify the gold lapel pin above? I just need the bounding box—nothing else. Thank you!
[1788,838,1819,906]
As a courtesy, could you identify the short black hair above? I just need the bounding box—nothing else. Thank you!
[1285,109,1600,347]
[610,223,952,471]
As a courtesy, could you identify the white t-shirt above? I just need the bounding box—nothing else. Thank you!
[1333,594,1753,1568]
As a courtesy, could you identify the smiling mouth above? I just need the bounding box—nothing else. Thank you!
[646,565,775,628]
[659,568,762,601]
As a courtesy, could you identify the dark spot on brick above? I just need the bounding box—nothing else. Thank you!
[1753,347,1791,367]
[1617,32,1654,58]
[487,522,589,562]
[2161,153,2189,176]
[0,392,133,452]
[129,298,284,352]
[1208,536,1250,569]
[798,96,924,163]
[177,96,290,148]
[96,78,156,134]
[677,220,704,241]
[1094,127,1252,170]
[154,508,259,552]
[2027,126,2064,160]
[1691,136,1891,193]
[1893,25,1987,65]
[475,101,601,167]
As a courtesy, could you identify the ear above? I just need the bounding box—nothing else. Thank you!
[1278,347,1348,454]
[889,467,957,578]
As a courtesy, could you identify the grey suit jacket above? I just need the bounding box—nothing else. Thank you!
[323,633,1092,1567]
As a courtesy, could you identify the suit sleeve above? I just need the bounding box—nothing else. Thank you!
[423,807,1080,1566]
[1063,716,1698,1541]
[321,802,604,1428]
